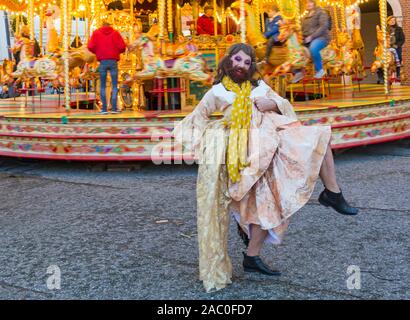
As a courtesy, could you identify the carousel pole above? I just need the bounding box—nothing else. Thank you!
[260,0,265,32]
[16,14,20,38]
[167,0,174,109]
[68,0,73,42]
[254,0,261,31]
[40,6,44,54]
[240,0,246,43]
[85,2,90,42]
[158,0,166,110]
[176,4,182,37]
[213,0,218,37]
[333,3,339,33]
[76,13,79,47]
[130,0,134,42]
[295,0,302,32]
[192,0,199,32]
[63,0,71,113]
[60,3,65,45]
[221,0,226,36]
[75,6,80,109]
[379,0,389,95]
[167,0,173,42]
[213,0,219,64]
[29,0,35,40]
[341,0,347,31]
[159,0,165,43]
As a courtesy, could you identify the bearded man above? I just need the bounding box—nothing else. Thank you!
[174,43,358,293]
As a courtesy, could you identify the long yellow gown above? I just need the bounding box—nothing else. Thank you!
[173,80,331,292]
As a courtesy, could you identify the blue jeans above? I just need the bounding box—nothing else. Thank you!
[308,38,328,72]
[99,59,119,112]
[396,46,402,64]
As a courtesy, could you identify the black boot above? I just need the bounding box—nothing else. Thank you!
[319,188,359,215]
[237,222,249,248]
[242,252,281,276]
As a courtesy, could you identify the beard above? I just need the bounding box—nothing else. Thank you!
[224,59,252,84]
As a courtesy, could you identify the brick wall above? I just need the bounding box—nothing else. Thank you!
[401,0,410,84]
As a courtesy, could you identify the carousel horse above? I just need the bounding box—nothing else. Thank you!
[12,57,59,81]
[348,7,365,68]
[69,67,82,88]
[129,29,211,82]
[371,25,396,78]
[11,37,59,82]
[68,46,97,70]
[273,20,309,75]
[351,28,365,68]
[336,29,364,76]
[12,45,96,89]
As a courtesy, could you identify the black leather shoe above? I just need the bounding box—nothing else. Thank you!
[237,223,249,248]
[319,189,359,215]
[243,252,281,276]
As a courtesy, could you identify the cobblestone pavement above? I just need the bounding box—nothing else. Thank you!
[0,140,409,299]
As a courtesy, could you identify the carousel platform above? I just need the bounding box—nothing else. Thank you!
[0,84,409,161]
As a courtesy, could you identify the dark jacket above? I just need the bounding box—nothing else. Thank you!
[264,15,282,41]
[301,7,330,42]
[87,26,126,61]
[389,25,405,48]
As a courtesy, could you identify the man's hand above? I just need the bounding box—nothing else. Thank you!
[254,97,279,113]
[304,36,313,44]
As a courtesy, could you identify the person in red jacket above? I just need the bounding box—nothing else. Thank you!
[87,21,126,114]
[196,6,221,35]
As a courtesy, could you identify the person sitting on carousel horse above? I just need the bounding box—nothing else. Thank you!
[262,3,283,63]
[10,25,41,96]
[11,25,41,67]
[293,0,330,83]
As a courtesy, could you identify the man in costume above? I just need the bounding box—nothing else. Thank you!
[174,43,358,293]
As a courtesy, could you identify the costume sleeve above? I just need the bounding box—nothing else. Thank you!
[173,89,218,157]
[260,81,298,120]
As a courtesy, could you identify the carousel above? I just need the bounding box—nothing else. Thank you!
[0,0,409,160]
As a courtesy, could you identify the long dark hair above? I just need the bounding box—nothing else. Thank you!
[213,43,260,87]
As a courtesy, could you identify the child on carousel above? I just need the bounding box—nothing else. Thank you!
[262,3,283,63]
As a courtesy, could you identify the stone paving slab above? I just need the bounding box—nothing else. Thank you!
[0,140,409,299]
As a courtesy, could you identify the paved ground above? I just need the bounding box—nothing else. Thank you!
[0,139,409,300]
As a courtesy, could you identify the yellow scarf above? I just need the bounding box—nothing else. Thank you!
[222,76,253,183]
